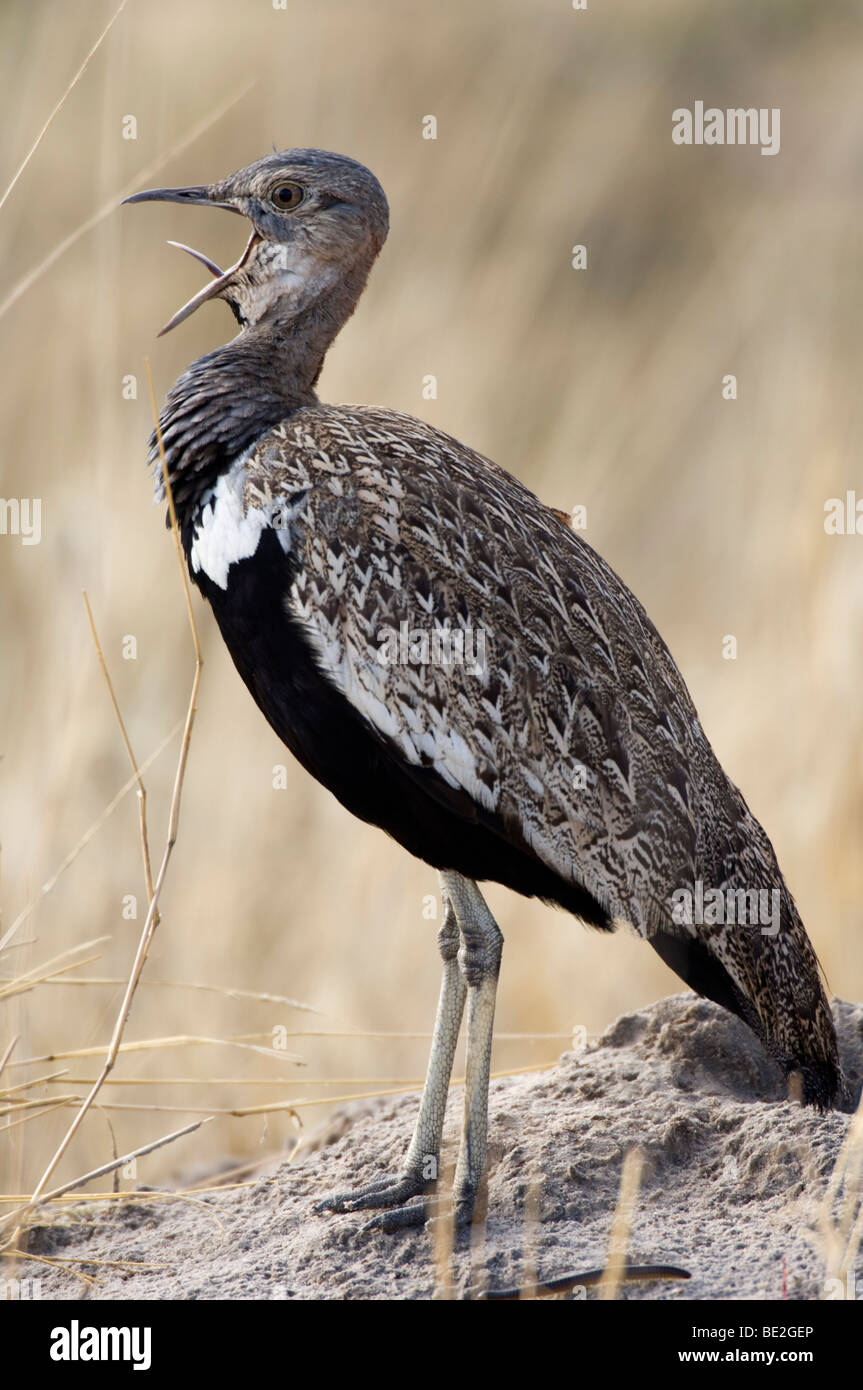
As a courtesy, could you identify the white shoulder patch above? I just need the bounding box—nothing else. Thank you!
[288,591,500,815]
[190,450,268,589]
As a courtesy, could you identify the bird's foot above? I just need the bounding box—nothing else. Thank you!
[360,1191,479,1235]
[315,1172,479,1234]
[314,1171,430,1219]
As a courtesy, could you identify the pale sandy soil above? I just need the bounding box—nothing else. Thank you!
[17,995,863,1301]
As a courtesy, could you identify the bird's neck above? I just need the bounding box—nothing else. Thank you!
[152,258,371,529]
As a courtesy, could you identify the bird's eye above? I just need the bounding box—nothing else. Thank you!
[270,182,304,211]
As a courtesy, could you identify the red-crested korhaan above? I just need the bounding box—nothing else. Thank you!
[126,150,841,1231]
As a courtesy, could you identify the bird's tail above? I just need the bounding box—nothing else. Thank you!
[739,881,841,1110]
[650,850,842,1110]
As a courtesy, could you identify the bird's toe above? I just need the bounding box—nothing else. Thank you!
[314,1172,429,1218]
[360,1198,429,1233]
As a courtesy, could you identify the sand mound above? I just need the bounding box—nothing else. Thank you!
[19,994,863,1300]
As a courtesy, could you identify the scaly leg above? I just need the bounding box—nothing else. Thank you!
[315,874,467,1222]
[446,873,503,1227]
[316,872,504,1232]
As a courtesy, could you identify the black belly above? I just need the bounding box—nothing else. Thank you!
[197,530,612,929]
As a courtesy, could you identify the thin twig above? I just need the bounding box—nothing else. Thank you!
[0,362,203,1249]
[519,1167,542,1301]
[0,941,109,1002]
[15,1119,210,1215]
[819,1101,863,1286]
[431,1147,456,1301]
[2,937,109,983]
[7,975,321,1014]
[83,592,158,918]
[43,1075,417,1087]
[0,1095,82,1119]
[0,0,128,216]
[0,1181,258,1205]
[0,1036,19,1081]
[1,1069,68,1098]
[0,957,102,1004]
[7,1250,97,1287]
[0,724,182,954]
[598,1146,645,1301]
[8,1034,304,1067]
[0,79,256,322]
[1,1100,73,1133]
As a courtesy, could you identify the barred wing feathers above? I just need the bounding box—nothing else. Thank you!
[243,405,710,936]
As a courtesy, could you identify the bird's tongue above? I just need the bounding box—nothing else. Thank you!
[158,230,259,337]
[166,241,224,278]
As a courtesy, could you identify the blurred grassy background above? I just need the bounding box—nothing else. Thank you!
[1,0,862,1200]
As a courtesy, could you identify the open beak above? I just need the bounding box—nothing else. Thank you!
[123,184,256,336]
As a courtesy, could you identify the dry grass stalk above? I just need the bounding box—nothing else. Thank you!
[0,726,182,954]
[431,1147,457,1301]
[83,592,158,918]
[18,1118,208,1214]
[0,940,109,1003]
[598,1145,645,1301]
[4,977,322,1013]
[519,1167,542,1300]
[819,1099,863,1294]
[0,0,128,216]
[0,80,257,323]
[0,364,203,1253]
[0,1037,19,1081]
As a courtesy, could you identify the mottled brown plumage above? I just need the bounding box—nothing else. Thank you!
[126,149,842,1232]
[245,403,838,1096]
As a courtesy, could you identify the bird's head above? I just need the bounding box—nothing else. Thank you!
[124,149,390,336]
